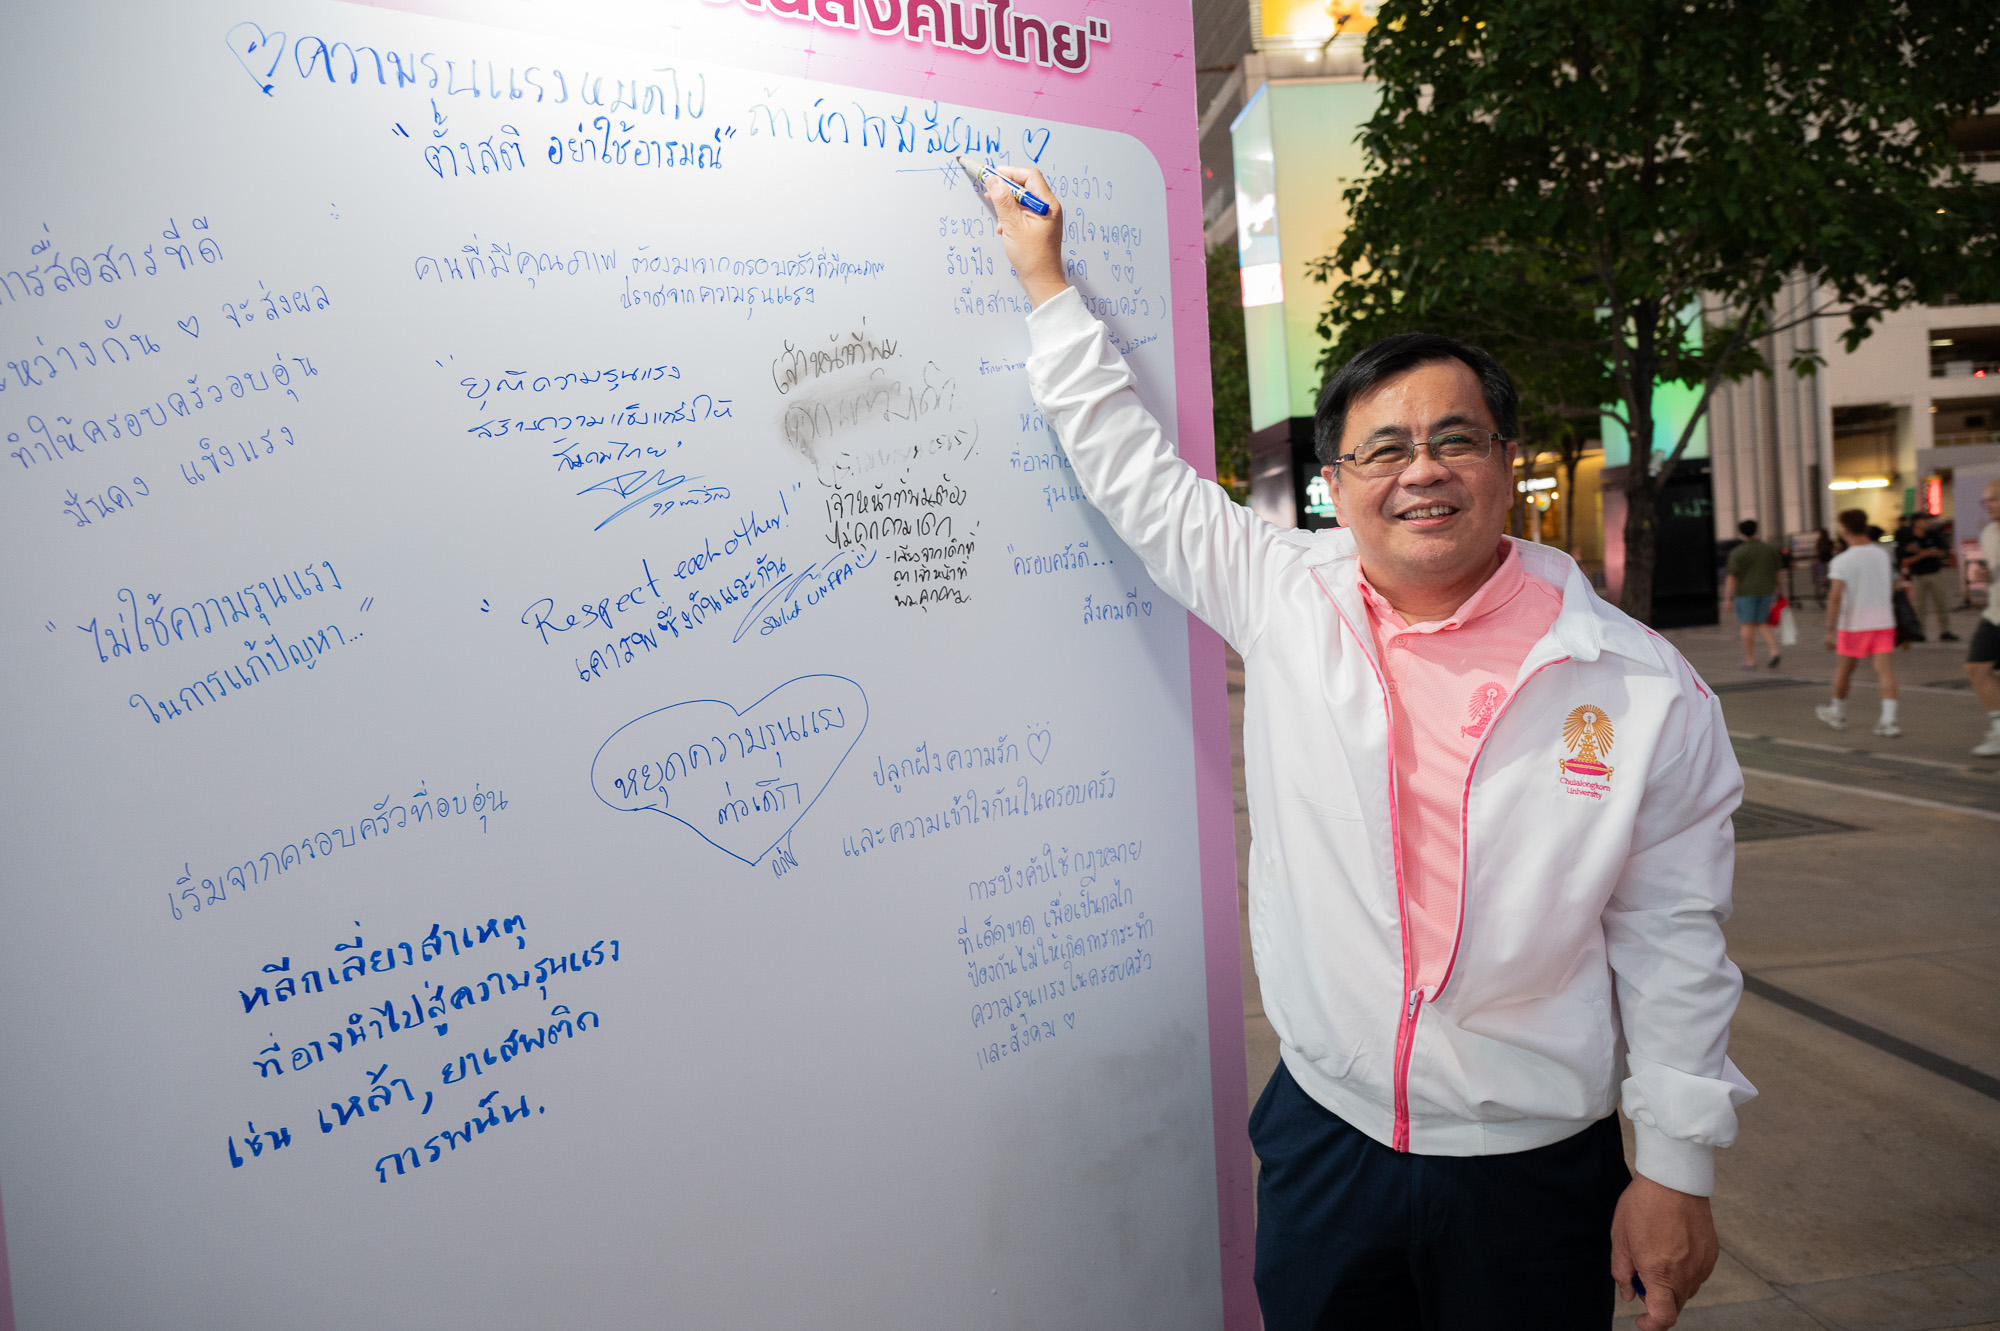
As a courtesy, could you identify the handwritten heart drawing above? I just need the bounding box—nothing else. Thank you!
[176,317,199,338]
[225,22,287,97]
[1027,729,1052,764]
[1063,1012,1075,1029]
[591,674,868,866]
[1023,127,1051,163]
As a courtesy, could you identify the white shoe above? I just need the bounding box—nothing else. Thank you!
[1815,703,1848,730]
[1872,719,1901,738]
[1975,726,2000,758]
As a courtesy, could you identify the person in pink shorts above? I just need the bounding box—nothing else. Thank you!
[1818,508,1902,737]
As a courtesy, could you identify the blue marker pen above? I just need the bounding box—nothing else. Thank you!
[958,155,1051,216]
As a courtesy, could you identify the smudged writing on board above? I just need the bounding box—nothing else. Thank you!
[375,1088,545,1182]
[222,22,709,118]
[78,561,341,667]
[719,2,1110,76]
[178,424,300,490]
[248,951,613,1084]
[549,118,731,170]
[1083,588,1152,625]
[0,216,226,310]
[128,624,361,725]
[841,768,1118,857]
[8,356,320,472]
[781,361,957,456]
[237,914,529,1017]
[965,837,1143,902]
[772,322,898,396]
[167,779,510,923]
[592,675,868,867]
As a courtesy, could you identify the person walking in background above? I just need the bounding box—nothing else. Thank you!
[1819,509,1903,737]
[1967,479,2000,757]
[1723,519,1785,669]
[1812,527,1836,606]
[1899,513,1958,643]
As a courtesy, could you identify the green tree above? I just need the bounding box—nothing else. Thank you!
[1309,0,2000,623]
[1206,241,1253,503]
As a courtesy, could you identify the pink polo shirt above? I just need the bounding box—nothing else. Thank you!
[1359,544,1565,995]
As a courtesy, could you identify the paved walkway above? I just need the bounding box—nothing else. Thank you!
[1227,596,2000,1330]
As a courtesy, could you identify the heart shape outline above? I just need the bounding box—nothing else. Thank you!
[176,317,199,338]
[591,674,868,866]
[225,22,287,97]
[1027,729,1052,764]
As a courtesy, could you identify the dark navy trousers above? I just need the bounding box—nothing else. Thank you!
[1250,1061,1629,1331]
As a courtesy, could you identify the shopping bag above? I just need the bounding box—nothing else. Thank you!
[1777,605,1798,646]
[1768,596,1788,626]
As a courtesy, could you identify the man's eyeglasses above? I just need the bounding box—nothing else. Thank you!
[1334,428,1510,480]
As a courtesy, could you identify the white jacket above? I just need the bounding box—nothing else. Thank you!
[1026,289,1754,1195]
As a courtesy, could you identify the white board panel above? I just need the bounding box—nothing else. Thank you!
[0,3,1222,1328]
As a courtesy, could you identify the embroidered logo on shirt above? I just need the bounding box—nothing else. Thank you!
[1559,705,1616,789]
[1460,682,1508,738]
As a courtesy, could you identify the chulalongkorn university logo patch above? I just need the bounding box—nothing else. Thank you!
[1559,705,1616,800]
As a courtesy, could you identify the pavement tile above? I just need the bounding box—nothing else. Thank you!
[1749,955,2000,1081]
[1707,996,2000,1284]
[1782,1262,2000,1330]
[1966,1257,2000,1290]
[1666,1299,1827,1330]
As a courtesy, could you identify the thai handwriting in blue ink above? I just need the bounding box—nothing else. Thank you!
[129,624,359,724]
[225,1121,293,1168]
[0,216,225,309]
[1083,588,1153,625]
[166,779,508,922]
[77,562,339,665]
[841,770,1120,858]
[592,675,869,866]
[219,280,331,328]
[238,914,528,1016]
[376,1089,543,1183]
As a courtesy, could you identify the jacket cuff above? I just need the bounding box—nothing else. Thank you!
[1632,1122,1715,1197]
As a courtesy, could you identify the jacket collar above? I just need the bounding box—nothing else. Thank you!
[1303,529,1665,672]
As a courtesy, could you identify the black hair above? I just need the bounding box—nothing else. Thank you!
[1838,508,1869,536]
[1314,332,1520,466]
[1738,519,1759,537]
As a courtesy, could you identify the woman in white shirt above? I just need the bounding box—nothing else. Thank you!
[1818,508,1902,737]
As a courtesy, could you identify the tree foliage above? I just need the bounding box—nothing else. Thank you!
[1206,242,1253,503]
[1310,0,2000,622]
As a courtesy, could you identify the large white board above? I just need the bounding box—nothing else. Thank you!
[0,2,1225,1327]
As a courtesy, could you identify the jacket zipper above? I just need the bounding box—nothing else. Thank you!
[1429,655,1573,1007]
[1314,574,1419,1151]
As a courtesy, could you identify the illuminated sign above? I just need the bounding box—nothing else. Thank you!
[1304,472,1339,519]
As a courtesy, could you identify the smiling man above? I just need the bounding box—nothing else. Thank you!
[989,167,1754,1331]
